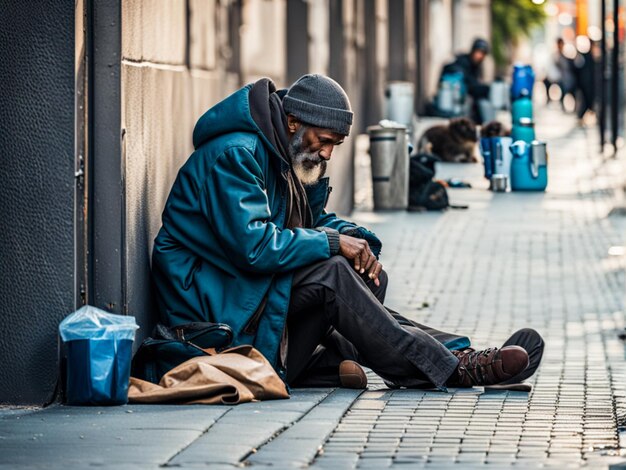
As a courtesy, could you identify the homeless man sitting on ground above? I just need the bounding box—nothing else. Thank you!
[152,74,544,390]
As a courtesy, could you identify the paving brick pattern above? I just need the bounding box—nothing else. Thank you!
[312,109,626,468]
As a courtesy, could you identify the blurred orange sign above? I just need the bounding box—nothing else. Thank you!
[576,0,588,36]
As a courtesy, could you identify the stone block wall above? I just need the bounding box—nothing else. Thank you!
[121,0,239,331]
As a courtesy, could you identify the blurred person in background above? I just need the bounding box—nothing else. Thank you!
[556,38,577,112]
[443,38,493,123]
[542,48,562,105]
[573,35,596,124]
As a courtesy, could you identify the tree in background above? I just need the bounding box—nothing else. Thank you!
[491,0,547,75]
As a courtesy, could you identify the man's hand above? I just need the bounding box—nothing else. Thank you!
[338,234,383,286]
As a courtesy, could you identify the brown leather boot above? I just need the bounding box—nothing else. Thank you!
[339,360,368,389]
[447,346,529,388]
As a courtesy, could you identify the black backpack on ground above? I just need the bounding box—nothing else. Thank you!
[131,322,234,384]
[408,153,467,211]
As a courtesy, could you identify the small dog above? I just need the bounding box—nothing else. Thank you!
[419,117,478,163]
[480,120,511,138]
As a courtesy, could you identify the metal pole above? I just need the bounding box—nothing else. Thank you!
[388,0,406,81]
[286,0,309,85]
[600,0,607,151]
[328,0,345,84]
[611,0,619,153]
[87,0,125,313]
[414,0,429,114]
[363,0,381,127]
[228,0,243,86]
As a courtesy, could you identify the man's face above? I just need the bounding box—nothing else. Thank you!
[471,49,486,65]
[287,117,345,185]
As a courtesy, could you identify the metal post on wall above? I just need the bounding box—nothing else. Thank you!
[363,0,381,127]
[287,0,309,85]
[600,0,607,152]
[611,0,619,154]
[388,0,406,81]
[328,0,345,85]
[414,0,429,115]
[228,0,243,86]
[76,0,88,309]
[86,0,125,313]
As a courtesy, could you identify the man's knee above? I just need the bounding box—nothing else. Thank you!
[325,255,353,271]
[326,256,388,283]
[322,257,387,293]
[322,256,370,286]
[377,269,389,288]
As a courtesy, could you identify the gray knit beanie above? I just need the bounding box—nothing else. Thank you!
[283,74,353,136]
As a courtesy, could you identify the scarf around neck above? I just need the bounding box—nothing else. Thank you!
[248,78,313,229]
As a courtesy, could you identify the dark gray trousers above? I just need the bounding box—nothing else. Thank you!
[287,256,544,389]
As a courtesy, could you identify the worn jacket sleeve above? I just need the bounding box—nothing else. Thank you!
[315,211,358,233]
[200,146,332,273]
[315,211,383,258]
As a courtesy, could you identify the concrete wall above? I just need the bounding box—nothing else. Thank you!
[241,0,286,84]
[453,0,493,80]
[423,0,493,99]
[121,0,240,333]
[452,0,491,55]
[426,0,455,97]
[308,0,331,76]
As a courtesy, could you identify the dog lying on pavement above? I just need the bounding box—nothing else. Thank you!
[418,117,478,163]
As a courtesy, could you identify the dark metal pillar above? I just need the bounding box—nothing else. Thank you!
[363,0,381,128]
[329,0,345,85]
[600,0,607,151]
[414,0,429,114]
[611,0,619,153]
[228,0,243,85]
[76,0,88,309]
[87,0,125,313]
[388,0,406,81]
[287,0,309,85]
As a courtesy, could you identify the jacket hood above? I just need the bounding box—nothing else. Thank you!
[192,82,289,160]
[193,84,259,149]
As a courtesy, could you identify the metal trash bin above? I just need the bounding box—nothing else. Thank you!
[367,125,409,210]
[385,81,414,130]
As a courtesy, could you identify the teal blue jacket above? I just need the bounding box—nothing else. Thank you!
[152,84,381,376]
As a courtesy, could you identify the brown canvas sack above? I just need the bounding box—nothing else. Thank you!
[128,345,289,405]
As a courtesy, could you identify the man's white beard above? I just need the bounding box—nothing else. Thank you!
[288,125,327,186]
[292,157,325,185]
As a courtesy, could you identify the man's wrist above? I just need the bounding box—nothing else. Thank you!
[315,227,341,255]
[340,226,360,238]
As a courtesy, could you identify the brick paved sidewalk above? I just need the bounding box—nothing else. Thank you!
[316,106,625,468]
[1,106,624,469]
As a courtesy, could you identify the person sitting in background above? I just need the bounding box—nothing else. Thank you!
[442,38,493,123]
[152,74,544,391]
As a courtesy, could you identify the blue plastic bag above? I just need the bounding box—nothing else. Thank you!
[59,306,139,405]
